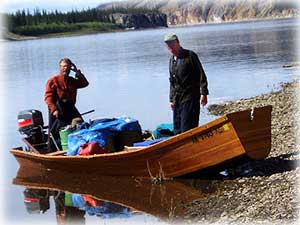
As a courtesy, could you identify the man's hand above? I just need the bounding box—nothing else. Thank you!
[70,63,78,72]
[53,110,59,118]
[75,69,83,78]
[170,102,175,110]
[200,95,208,106]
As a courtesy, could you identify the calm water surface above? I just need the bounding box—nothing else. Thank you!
[1,18,299,225]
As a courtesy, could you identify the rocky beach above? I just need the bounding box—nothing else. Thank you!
[180,81,300,224]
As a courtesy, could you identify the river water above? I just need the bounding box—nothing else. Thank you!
[0,18,299,225]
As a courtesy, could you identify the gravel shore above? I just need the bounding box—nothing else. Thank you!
[182,81,300,225]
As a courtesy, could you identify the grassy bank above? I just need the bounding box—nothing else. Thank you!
[10,21,121,37]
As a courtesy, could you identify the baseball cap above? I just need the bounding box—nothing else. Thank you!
[164,33,179,43]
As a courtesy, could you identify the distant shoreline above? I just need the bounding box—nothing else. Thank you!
[3,16,297,42]
[167,15,297,28]
[2,27,124,41]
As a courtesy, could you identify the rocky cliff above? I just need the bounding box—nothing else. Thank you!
[110,13,167,29]
[98,0,299,26]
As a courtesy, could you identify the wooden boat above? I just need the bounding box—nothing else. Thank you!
[11,105,272,178]
[13,167,205,220]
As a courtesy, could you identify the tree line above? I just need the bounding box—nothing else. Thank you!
[4,6,160,36]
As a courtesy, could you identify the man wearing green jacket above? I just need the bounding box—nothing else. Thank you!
[165,33,209,135]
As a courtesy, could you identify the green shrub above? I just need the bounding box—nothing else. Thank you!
[11,22,120,36]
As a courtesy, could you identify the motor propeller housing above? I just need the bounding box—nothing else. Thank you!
[17,109,46,144]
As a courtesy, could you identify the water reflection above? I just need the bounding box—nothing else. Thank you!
[13,167,211,224]
[23,188,132,224]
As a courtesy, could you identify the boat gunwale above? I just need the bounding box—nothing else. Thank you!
[11,115,230,160]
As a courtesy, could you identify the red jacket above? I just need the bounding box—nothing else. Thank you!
[45,73,89,113]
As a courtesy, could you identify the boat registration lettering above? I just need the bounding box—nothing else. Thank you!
[192,123,230,143]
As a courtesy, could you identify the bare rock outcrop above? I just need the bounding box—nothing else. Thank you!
[110,13,167,29]
[98,0,299,26]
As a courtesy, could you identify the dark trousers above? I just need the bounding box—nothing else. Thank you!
[173,98,200,135]
[48,101,81,152]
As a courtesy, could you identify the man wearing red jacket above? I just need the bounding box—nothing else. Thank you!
[45,58,89,151]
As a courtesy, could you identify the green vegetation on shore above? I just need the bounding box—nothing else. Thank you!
[3,7,159,37]
[11,21,121,36]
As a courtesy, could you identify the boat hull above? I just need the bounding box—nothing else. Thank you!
[11,106,272,178]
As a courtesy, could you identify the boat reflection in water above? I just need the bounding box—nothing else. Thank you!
[13,167,214,224]
[23,188,133,224]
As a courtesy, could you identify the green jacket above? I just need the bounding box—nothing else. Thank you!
[169,48,209,105]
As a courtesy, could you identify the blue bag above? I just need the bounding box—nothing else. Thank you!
[153,123,174,139]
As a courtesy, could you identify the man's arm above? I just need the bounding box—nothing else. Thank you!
[170,84,175,110]
[191,52,209,96]
[169,57,176,109]
[75,70,89,88]
[45,79,58,114]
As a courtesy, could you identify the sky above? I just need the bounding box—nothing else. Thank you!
[1,0,125,13]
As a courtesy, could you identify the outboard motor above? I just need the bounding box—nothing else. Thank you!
[18,109,46,145]
[23,188,50,214]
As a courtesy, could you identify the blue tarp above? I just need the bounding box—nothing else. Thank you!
[72,194,133,218]
[67,116,141,155]
[67,128,90,156]
[133,137,169,147]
